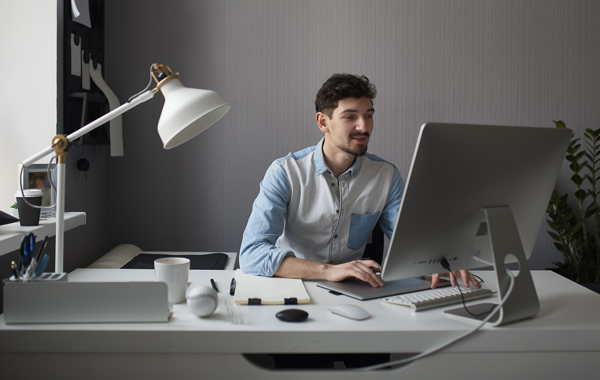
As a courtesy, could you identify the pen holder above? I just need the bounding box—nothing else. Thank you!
[4,272,68,283]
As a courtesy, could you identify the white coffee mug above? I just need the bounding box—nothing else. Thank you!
[154,257,190,304]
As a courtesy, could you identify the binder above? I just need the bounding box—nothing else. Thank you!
[232,270,311,305]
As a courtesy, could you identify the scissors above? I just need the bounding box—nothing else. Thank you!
[20,233,35,270]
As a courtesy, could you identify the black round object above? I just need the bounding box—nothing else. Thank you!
[77,158,90,171]
[275,309,309,322]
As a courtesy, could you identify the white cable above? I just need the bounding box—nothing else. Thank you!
[360,268,515,371]
[127,64,156,103]
[471,256,494,267]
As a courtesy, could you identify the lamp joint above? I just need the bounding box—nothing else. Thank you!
[52,135,69,164]
[151,64,179,93]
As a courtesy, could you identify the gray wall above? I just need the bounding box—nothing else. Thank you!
[83,0,600,271]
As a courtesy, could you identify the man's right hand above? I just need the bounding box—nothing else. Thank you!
[275,257,384,288]
[324,259,384,287]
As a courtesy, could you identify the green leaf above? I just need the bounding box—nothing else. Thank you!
[571,174,585,187]
[549,120,600,283]
[553,120,566,129]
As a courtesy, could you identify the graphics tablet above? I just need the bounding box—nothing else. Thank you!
[316,276,450,301]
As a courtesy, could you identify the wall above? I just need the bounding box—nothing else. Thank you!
[0,1,58,210]
[0,1,111,312]
[1,0,110,273]
[102,0,600,270]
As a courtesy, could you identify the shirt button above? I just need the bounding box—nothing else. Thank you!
[336,210,339,213]
[334,235,338,239]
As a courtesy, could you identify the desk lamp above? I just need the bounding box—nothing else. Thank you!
[21,63,230,273]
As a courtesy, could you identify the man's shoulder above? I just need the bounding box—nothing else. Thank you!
[274,145,316,166]
[362,152,398,170]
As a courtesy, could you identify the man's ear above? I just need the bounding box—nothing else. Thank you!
[316,112,329,133]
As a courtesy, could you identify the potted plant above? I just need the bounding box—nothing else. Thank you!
[546,120,600,292]
[10,202,18,218]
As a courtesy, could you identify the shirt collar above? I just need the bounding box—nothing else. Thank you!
[313,137,362,178]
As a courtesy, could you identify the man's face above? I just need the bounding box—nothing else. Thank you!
[319,97,374,157]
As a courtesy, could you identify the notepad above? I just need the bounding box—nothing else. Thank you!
[233,270,311,305]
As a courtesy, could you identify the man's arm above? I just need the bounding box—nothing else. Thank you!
[275,256,384,287]
[239,161,293,277]
[378,168,405,239]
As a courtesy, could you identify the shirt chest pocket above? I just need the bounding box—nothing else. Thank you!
[348,212,381,251]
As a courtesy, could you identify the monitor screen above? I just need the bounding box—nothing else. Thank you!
[381,122,571,281]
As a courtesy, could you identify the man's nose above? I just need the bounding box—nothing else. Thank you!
[355,117,369,131]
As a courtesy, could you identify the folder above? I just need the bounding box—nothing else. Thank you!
[233,270,310,305]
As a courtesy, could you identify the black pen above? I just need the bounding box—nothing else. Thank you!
[27,235,49,278]
[229,278,236,296]
[35,236,49,263]
[210,278,219,292]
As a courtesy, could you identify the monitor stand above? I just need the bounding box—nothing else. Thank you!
[444,206,540,326]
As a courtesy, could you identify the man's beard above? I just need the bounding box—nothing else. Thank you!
[340,133,370,157]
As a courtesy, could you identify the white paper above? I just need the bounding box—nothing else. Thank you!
[71,0,92,28]
[70,34,81,77]
[89,61,124,156]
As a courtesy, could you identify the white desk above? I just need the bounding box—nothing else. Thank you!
[0,212,86,257]
[1,270,599,379]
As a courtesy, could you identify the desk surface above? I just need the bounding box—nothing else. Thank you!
[1,269,599,379]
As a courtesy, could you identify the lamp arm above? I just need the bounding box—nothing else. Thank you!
[19,89,155,274]
[22,90,155,167]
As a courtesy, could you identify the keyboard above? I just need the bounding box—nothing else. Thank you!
[382,286,494,312]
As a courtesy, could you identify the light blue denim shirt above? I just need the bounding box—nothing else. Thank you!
[239,138,405,277]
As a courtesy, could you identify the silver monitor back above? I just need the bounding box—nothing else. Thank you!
[381,122,571,281]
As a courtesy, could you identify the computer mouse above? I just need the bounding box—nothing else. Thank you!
[328,304,369,320]
[275,308,309,322]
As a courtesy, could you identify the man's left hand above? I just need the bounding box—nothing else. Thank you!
[431,270,480,289]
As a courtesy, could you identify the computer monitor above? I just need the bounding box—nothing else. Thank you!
[381,122,571,325]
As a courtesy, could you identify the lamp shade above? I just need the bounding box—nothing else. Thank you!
[157,78,230,149]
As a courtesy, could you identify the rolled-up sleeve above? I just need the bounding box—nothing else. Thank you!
[239,161,294,277]
[378,168,405,240]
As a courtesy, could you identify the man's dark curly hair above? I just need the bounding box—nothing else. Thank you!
[315,73,377,118]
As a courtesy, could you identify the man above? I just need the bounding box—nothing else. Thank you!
[240,73,478,289]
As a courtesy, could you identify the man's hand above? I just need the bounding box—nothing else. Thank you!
[324,259,384,288]
[431,270,480,289]
[275,257,384,287]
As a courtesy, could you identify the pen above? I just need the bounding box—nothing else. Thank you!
[210,278,219,293]
[28,235,49,278]
[230,278,236,296]
[35,254,49,277]
[11,261,19,280]
[35,236,49,263]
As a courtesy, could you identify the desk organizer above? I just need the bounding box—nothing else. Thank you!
[5,272,68,282]
[3,281,169,324]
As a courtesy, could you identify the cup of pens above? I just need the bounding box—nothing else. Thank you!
[11,233,51,281]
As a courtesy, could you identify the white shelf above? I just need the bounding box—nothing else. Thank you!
[0,212,86,257]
